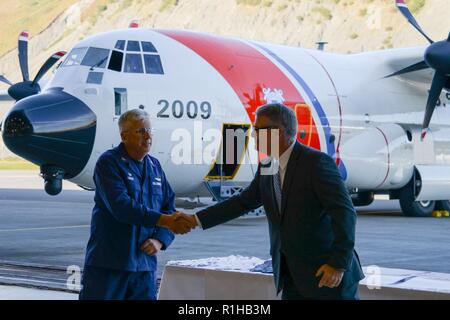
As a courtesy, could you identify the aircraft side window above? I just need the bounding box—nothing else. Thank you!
[124,53,144,73]
[115,40,125,50]
[87,72,103,84]
[127,40,141,52]
[62,47,88,67]
[141,41,157,53]
[143,54,164,75]
[114,88,127,116]
[108,50,123,72]
[81,47,110,68]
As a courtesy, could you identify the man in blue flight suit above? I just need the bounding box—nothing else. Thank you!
[79,109,194,300]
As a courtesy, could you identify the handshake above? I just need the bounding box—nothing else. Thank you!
[157,211,198,234]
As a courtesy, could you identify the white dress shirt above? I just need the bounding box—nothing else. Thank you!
[274,141,295,188]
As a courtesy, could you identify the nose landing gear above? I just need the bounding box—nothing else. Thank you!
[40,165,65,196]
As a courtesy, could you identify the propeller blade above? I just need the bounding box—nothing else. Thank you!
[447,31,450,42]
[385,60,429,78]
[0,75,12,86]
[129,20,140,28]
[32,51,66,86]
[422,72,447,131]
[395,0,433,44]
[18,31,30,81]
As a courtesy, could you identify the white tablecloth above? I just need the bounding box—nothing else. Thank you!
[158,264,279,300]
[158,256,450,300]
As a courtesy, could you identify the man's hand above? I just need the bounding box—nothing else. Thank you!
[315,264,344,288]
[140,238,162,256]
[178,213,198,228]
[157,211,197,234]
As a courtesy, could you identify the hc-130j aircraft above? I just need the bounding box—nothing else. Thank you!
[1,0,450,217]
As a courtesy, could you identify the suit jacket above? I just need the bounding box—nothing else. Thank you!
[197,142,364,298]
[84,143,175,272]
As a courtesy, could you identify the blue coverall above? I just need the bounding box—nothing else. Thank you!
[79,143,175,300]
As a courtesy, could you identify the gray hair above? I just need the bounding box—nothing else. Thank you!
[118,109,150,133]
[256,103,298,143]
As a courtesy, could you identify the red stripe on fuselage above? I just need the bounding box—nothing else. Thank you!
[158,30,321,150]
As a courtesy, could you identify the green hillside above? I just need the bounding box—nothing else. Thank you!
[0,0,83,56]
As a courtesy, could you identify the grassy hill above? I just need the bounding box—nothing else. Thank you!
[0,0,445,58]
[0,0,79,56]
[0,0,448,89]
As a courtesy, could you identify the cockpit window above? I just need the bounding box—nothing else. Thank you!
[127,41,141,52]
[81,47,110,68]
[124,53,143,73]
[143,54,164,74]
[115,40,125,50]
[108,40,164,75]
[63,47,88,67]
[108,50,123,72]
[142,41,157,53]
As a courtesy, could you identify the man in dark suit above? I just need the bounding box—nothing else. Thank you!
[183,103,364,300]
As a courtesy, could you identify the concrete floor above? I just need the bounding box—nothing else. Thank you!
[1,170,450,296]
[0,185,450,275]
[0,285,76,300]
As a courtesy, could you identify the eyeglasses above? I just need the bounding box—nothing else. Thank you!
[125,128,155,136]
[252,126,279,133]
[251,126,280,137]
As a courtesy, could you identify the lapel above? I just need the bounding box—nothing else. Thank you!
[271,163,282,223]
[271,173,281,217]
[280,142,303,218]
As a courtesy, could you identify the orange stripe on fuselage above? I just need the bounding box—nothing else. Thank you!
[158,30,321,151]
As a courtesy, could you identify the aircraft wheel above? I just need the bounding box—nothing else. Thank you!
[351,191,374,207]
[399,182,435,217]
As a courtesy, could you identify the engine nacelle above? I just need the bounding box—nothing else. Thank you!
[414,165,450,201]
[340,123,414,190]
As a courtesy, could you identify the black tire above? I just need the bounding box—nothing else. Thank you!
[351,191,374,207]
[435,200,450,211]
[399,181,435,217]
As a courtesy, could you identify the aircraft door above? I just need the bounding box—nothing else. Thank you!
[205,123,250,180]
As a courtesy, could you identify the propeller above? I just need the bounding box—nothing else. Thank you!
[395,0,433,44]
[18,31,30,82]
[391,0,450,139]
[0,75,12,86]
[385,60,429,78]
[0,31,66,101]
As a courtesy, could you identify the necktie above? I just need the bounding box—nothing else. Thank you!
[273,170,282,215]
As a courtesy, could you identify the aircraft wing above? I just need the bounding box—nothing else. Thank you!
[0,89,13,101]
[393,67,434,92]
[384,49,434,91]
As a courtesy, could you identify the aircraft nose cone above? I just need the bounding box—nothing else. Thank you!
[2,88,97,179]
